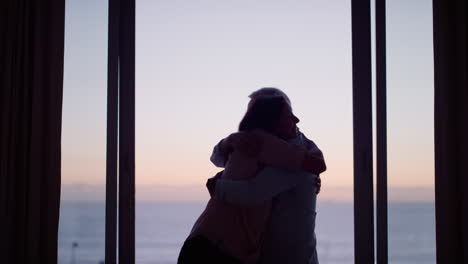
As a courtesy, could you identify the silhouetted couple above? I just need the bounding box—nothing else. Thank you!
[178,88,326,264]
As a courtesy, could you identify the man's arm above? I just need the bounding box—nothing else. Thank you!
[215,166,314,205]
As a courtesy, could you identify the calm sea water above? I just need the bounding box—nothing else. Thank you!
[58,201,435,264]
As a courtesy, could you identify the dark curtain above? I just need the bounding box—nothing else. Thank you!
[0,0,65,263]
[433,0,468,263]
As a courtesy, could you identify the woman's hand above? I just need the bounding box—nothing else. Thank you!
[225,132,261,158]
[302,153,327,175]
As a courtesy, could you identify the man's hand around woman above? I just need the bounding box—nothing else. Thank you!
[316,176,321,194]
[206,171,223,198]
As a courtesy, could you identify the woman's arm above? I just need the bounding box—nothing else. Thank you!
[301,153,327,174]
[212,130,326,175]
[210,132,262,167]
[210,139,230,168]
[288,132,327,175]
[252,129,326,175]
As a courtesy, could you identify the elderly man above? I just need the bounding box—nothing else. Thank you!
[208,87,325,264]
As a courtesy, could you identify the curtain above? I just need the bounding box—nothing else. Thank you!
[0,0,65,263]
[433,0,468,263]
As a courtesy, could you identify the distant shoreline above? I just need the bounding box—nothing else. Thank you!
[60,184,435,202]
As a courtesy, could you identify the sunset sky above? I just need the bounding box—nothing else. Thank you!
[61,0,434,201]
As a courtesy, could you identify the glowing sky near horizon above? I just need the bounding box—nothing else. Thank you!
[61,0,434,199]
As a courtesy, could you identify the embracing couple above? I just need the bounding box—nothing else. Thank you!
[178,87,327,264]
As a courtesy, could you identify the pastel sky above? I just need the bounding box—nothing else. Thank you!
[61,0,434,200]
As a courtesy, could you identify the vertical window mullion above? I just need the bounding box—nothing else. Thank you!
[376,0,388,263]
[118,0,136,263]
[351,0,375,263]
[105,0,120,263]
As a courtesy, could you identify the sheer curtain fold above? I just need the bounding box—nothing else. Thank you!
[433,0,468,263]
[0,1,65,263]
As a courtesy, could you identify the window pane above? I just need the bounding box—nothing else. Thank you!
[387,0,436,263]
[136,1,353,263]
[59,1,108,263]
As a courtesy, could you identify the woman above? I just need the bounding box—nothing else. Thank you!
[178,96,325,264]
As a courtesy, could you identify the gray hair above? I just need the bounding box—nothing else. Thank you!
[248,87,291,106]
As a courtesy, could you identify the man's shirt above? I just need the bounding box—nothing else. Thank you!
[212,133,321,264]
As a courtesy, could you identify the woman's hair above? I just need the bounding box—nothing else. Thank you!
[248,87,291,106]
[238,96,287,133]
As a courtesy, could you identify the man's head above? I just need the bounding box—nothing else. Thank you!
[248,87,292,108]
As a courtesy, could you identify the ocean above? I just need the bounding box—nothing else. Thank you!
[58,201,436,264]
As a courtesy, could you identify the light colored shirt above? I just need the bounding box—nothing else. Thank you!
[191,130,310,264]
[213,133,321,264]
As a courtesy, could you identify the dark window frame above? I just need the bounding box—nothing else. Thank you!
[104,0,389,263]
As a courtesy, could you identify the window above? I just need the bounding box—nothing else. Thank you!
[59,1,109,263]
[59,0,436,263]
[136,1,354,263]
